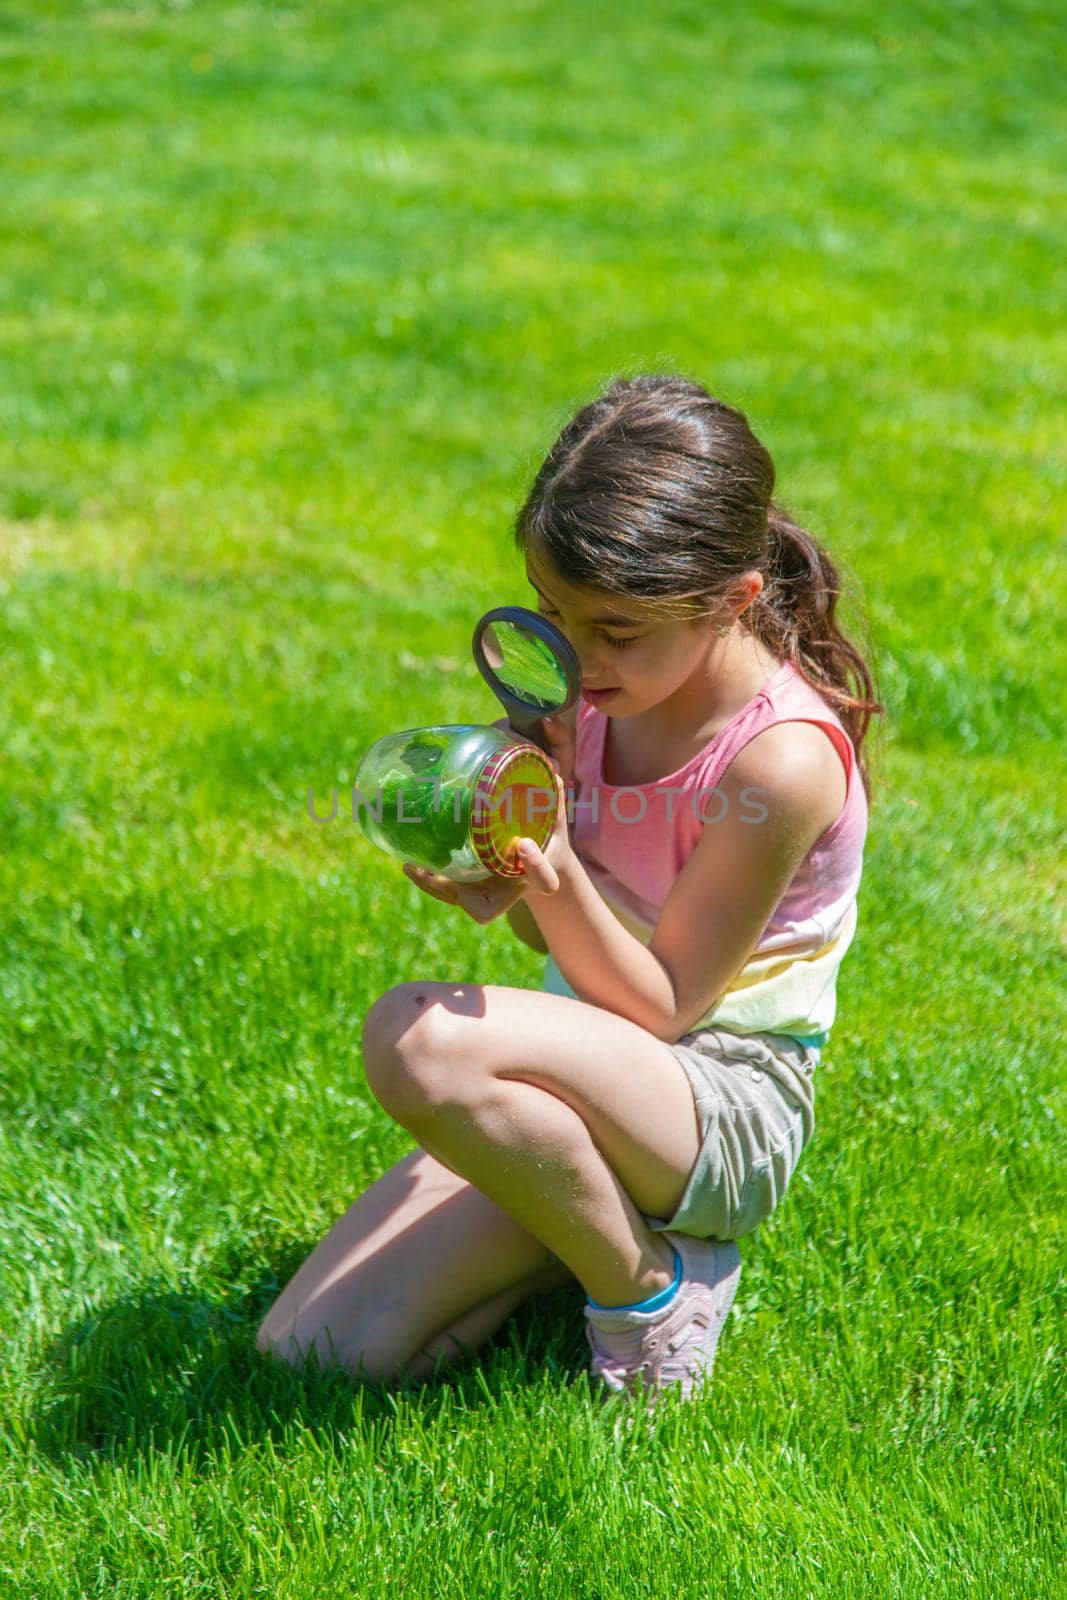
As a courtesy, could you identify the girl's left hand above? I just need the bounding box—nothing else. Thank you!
[538,712,577,789]
[402,771,574,922]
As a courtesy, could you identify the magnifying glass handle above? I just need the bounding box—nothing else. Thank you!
[503,709,551,756]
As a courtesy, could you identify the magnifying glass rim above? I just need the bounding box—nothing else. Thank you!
[471,605,582,715]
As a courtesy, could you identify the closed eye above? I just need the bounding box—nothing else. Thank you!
[537,606,641,649]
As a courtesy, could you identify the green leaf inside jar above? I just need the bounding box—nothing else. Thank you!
[376,731,474,871]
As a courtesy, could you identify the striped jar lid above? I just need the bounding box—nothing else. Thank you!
[469,742,559,877]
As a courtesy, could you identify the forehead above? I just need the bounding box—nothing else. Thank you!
[524,554,652,625]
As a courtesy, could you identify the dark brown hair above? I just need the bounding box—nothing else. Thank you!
[513,373,884,802]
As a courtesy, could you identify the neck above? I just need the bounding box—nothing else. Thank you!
[647,629,783,742]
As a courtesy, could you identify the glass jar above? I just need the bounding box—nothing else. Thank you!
[355,724,559,882]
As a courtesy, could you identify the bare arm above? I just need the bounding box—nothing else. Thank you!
[523,723,845,1041]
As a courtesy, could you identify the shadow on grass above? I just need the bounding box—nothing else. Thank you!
[30,1240,588,1472]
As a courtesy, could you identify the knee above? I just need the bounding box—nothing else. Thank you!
[361,983,434,1077]
[256,1324,284,1364]
[255,1303,301,1367]
[361,984,466,1121]
[255,1313,395,1385]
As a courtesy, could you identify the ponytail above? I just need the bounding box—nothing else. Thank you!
[748,504,884,802]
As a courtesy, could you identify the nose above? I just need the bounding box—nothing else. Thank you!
[550,622,613,686]
[578,653,608,687]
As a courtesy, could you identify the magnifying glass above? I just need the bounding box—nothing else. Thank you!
[471,607,582,754]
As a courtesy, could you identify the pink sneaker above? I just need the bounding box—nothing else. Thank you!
[584,1233,742,1405]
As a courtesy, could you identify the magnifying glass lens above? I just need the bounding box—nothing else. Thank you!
[483,620,569,710]
[471,605,582,749]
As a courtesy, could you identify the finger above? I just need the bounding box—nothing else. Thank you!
[417,867,459,899]
[517,840,560,895]
[541,718,574,752]
[403,863,459,903]
[541,722,576,781]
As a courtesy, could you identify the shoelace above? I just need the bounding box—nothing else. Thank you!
[587,1311,714,1394]
[589,1351,641,1392]
[585,1321,663,1392]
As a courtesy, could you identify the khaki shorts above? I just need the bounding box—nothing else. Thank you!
[640,1027,819,1242]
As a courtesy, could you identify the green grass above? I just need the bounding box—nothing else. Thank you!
[1,1,1064,1594]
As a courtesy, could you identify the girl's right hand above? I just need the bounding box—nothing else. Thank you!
[402,841,561,925]
[403,722,576,923]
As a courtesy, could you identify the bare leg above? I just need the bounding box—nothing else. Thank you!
[383,1072,678,1310]
[259,978,701,1386]
[402,1254,574,1383]
[362,985,697,1310]
[256,1145,577,1384]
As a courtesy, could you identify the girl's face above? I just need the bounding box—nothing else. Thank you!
[525,555,724,718]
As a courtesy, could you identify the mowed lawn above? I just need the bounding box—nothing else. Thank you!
[1,2,1063,1595]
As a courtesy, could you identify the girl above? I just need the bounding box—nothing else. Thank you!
[257,374,882,1406]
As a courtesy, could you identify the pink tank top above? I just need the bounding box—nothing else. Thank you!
[540,660,869,1047]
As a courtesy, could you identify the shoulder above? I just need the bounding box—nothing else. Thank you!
[717,719,847,843]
